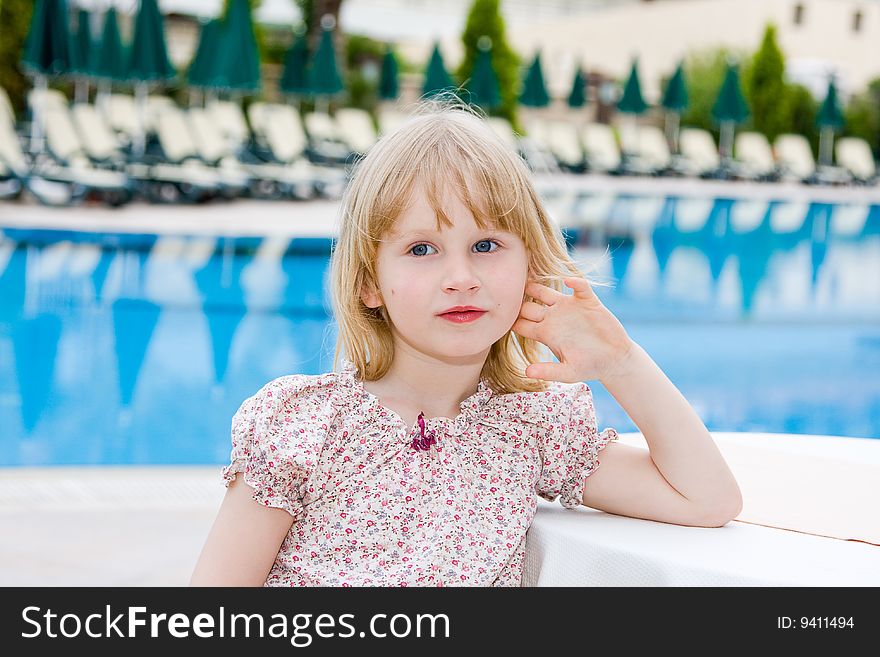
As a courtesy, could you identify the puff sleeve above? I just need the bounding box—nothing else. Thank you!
[536,382,620,509]
[220,376,328,521]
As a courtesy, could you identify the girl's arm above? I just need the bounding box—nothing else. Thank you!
[189,473,295,586]
[583,341,742,526]
[515,277,742,527]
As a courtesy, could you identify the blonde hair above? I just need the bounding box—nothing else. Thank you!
[330,93,609,394]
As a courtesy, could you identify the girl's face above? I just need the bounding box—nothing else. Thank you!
[361,182,530,365]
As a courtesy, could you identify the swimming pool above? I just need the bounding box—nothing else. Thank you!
[1,193,878,466]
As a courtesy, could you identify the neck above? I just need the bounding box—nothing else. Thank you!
[363,339,489,419]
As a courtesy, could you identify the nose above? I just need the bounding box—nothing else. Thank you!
[442,254,481,294]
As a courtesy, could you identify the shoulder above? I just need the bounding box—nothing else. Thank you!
[485,380,592,429]
[233,370,348,432]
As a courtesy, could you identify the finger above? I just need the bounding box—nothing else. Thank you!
[525,281,564,306]
[524,361,574,382]
[511,317,541,340]
[518,301,547,323]
[564,276,598,301]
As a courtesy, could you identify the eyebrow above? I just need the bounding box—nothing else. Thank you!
[389,224,503,239]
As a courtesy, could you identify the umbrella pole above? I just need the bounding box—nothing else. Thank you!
[667,112,680,154]
[30,76,48,155]
[819,126,833,167]
[75,79,87,104]
[97,80,110,113]
[720,121,734,163]
[135,81,147,159]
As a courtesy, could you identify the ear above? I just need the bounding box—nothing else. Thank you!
[360,280,383,309]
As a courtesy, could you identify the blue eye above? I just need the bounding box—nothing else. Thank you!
[409,243,437,256]
[473,240,498,253]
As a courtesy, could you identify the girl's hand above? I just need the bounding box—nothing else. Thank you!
[512,277,635,383]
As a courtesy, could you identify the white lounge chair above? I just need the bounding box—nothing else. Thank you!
[581,122,621,174]
[303,111,352,163]
[676,128,720,177]
[33,104,134,206]
[631,125,672,175]
[835,137,876,183]
[153,103,245,200]
[774,133,816,182]
[206,99,252,152]
[735,131,778,181]
[252,103,348,198]
[542,118,585,171]
[335,108,378,155]
[188,106,317,200]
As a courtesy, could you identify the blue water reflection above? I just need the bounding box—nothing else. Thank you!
[1,195,878,466]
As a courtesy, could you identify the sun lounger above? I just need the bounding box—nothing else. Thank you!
[303,111,353,164]
[675,127,720,177]
[153,103,246,200]
[835,137,876,183]
[102,94,140,148]
[734,131,778,181]
[630,125,672,175]
[207,100,252,150]
[334,107,378,155]
[774,133,816,182]
[69,100,231,204]
[37,105,135,206]
[0,91,88,205]
[188,106,316,200]
[542,118,585,171]
[252,103,348,198]
[581,122,621,174]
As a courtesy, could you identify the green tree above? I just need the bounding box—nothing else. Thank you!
[0,0,35,118]
[457,0,521,129]
[843,78,880,157]
[785,83,819,156]
[743,24,787,142]
[681,46,748,138]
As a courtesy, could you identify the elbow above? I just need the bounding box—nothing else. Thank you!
[700,489,743,527]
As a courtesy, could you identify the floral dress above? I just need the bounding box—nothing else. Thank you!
[221,359,619,587]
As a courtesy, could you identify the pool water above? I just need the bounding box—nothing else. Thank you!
[1,198,879,466]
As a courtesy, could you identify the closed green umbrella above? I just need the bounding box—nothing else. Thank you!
[128,0,176,157]
[712,62,749,161]
[519,52,549,108]
[187,19,222,92]
[308,25,344,102]
[93,7,127,112]
[22,0,73,78]
[128,0,175,84]
[22,0,74,152]
[568,67,586,108]
[617,60,648,114]
[71,9,95,103]
[617,60,648,157]
[215,0,261,95]
[661,61,689,153]
[379,46,399,101]
[280,32,310,97]
[816,78,844,166]
[422,42,454,97]
[466,40,500,111]
[94,7,127,83]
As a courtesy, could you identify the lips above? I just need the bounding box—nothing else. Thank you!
[437,306,487,324]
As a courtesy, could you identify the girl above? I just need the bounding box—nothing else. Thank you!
[190,97,742,587]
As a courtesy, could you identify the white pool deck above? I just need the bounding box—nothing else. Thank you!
[1,431,877,586]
